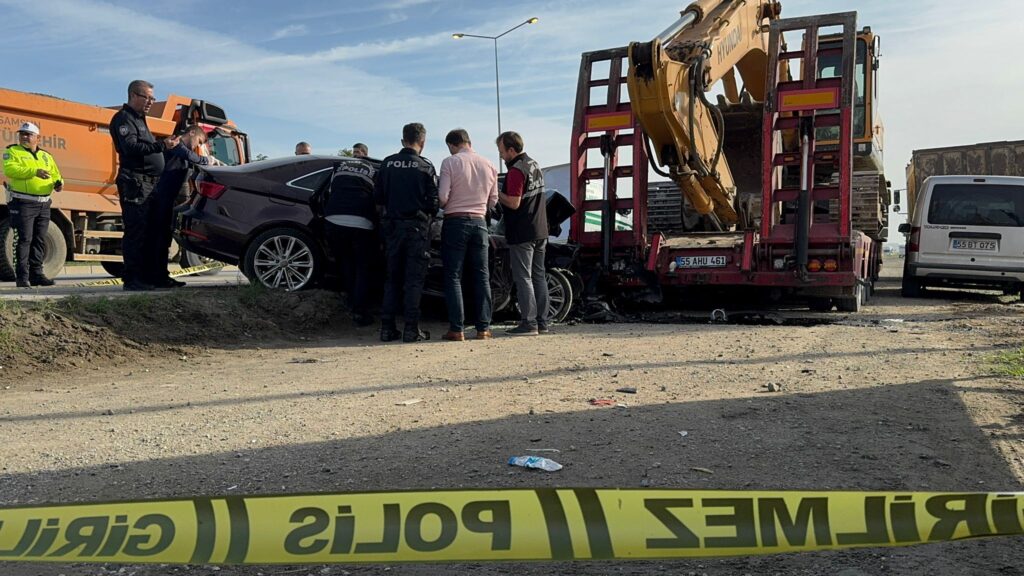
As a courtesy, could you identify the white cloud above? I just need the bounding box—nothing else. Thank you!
[269,24,307,41]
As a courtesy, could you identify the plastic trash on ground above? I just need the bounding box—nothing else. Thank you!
[508,455,563,472]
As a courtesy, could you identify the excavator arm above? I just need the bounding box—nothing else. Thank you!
[627,0,782,230]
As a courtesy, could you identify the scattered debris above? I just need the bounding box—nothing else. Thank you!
[290,358,320,364]
[602,352,615,357]
[616,387,638,394]
[762,383,783,392]
[396,398,423,406]
[509,455,563,472]
[800,368,816,375]
[589,398,616,406]
[526,448,561,453]
[678,431,689,438]
[691,467,714,475]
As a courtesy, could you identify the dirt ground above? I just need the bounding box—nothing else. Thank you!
[1,262,1023,575]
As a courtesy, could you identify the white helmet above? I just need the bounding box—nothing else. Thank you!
[17,122,40,135]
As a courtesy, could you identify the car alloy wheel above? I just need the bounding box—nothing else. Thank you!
[245,228,319,291]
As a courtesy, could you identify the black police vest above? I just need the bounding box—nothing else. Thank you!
[502,153,547,244]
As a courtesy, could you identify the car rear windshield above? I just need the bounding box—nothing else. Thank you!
[927,183,1024,227]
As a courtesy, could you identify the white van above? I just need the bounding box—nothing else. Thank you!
[900,175,1024,298]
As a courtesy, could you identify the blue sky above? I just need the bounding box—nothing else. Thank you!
[2,0,1021,237]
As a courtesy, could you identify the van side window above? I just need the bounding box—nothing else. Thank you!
[927,184,1024,227]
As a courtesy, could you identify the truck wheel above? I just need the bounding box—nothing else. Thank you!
[0,219,66,280]
[808,297,833,312]
[836,284,864,313]
[180,249,224,276]
[101,261,124,279]
[243,227,322,291]
[0,220,16,281]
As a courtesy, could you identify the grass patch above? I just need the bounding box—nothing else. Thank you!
[989,347,1024,379]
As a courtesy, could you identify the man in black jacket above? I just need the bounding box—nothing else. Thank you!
[109,79,179,291]
[374,123,439,343]
[324,158,379,327]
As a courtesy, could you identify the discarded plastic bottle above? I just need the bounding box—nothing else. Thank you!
[508,455,563,472]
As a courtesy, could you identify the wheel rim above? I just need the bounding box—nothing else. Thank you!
[546,272,569,321]
[252,235,315,290]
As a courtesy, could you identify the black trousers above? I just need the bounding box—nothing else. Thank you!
[145,180,181,283]
[325,223,378,317]
[8,198,50,282]
[381,219,430,325]
[116,172,159,285]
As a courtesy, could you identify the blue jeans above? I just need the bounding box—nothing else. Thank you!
[441,217,491,332]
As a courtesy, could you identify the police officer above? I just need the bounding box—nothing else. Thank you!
[109,80,179,291]
[374,122,439,343]
[3,122,63,288]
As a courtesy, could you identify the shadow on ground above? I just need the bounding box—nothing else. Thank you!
[2,379,1021,575]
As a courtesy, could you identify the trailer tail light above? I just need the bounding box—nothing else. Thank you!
[823,258,838,272]
[807,259,822,272]
[198,180,227,200]
[908,226,921,253]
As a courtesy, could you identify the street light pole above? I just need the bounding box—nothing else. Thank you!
[453,17,539,172]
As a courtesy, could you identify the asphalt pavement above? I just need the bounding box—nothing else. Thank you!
[0,265,248,301]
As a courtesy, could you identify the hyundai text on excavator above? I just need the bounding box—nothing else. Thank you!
[570,1,889,311]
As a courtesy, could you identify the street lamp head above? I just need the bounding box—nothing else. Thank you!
[527,17,539,24]
[452,33,464,39]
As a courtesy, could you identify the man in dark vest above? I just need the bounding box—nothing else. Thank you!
[496,131,549,335]
[109,79,179,291]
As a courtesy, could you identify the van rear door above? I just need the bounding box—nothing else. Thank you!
[919,177,1024,271]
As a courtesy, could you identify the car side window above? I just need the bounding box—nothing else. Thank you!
[289,168,332,192]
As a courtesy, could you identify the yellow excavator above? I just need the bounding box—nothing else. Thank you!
[626,0,886,237]
[569,2,888,311]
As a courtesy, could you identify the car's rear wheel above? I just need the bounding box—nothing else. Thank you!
[243,227,322,291]
[545,269,574,323]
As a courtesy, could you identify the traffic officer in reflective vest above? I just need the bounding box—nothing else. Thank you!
[374,122,439,343]
[3,122,63,287]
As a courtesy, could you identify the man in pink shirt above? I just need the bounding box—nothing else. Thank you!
[438,128,498,341]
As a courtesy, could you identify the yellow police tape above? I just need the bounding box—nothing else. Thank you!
[0,489,1022,565]
[72,263,225,288]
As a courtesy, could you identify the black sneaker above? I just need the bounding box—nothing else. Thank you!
[123,282,155,292]
[380,325,401,342]
[537,323,550,334]
[403,326,430,343]
[15,279,32,289]
[29,276,55,287]
[506,323,539,336]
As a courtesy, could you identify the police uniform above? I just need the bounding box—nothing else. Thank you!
[3,124,62,286]
[109,103,166,289]
[323,159,380,326]
[373,147,439,342]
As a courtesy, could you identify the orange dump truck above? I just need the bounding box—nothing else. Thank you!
[0,87,249,279]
